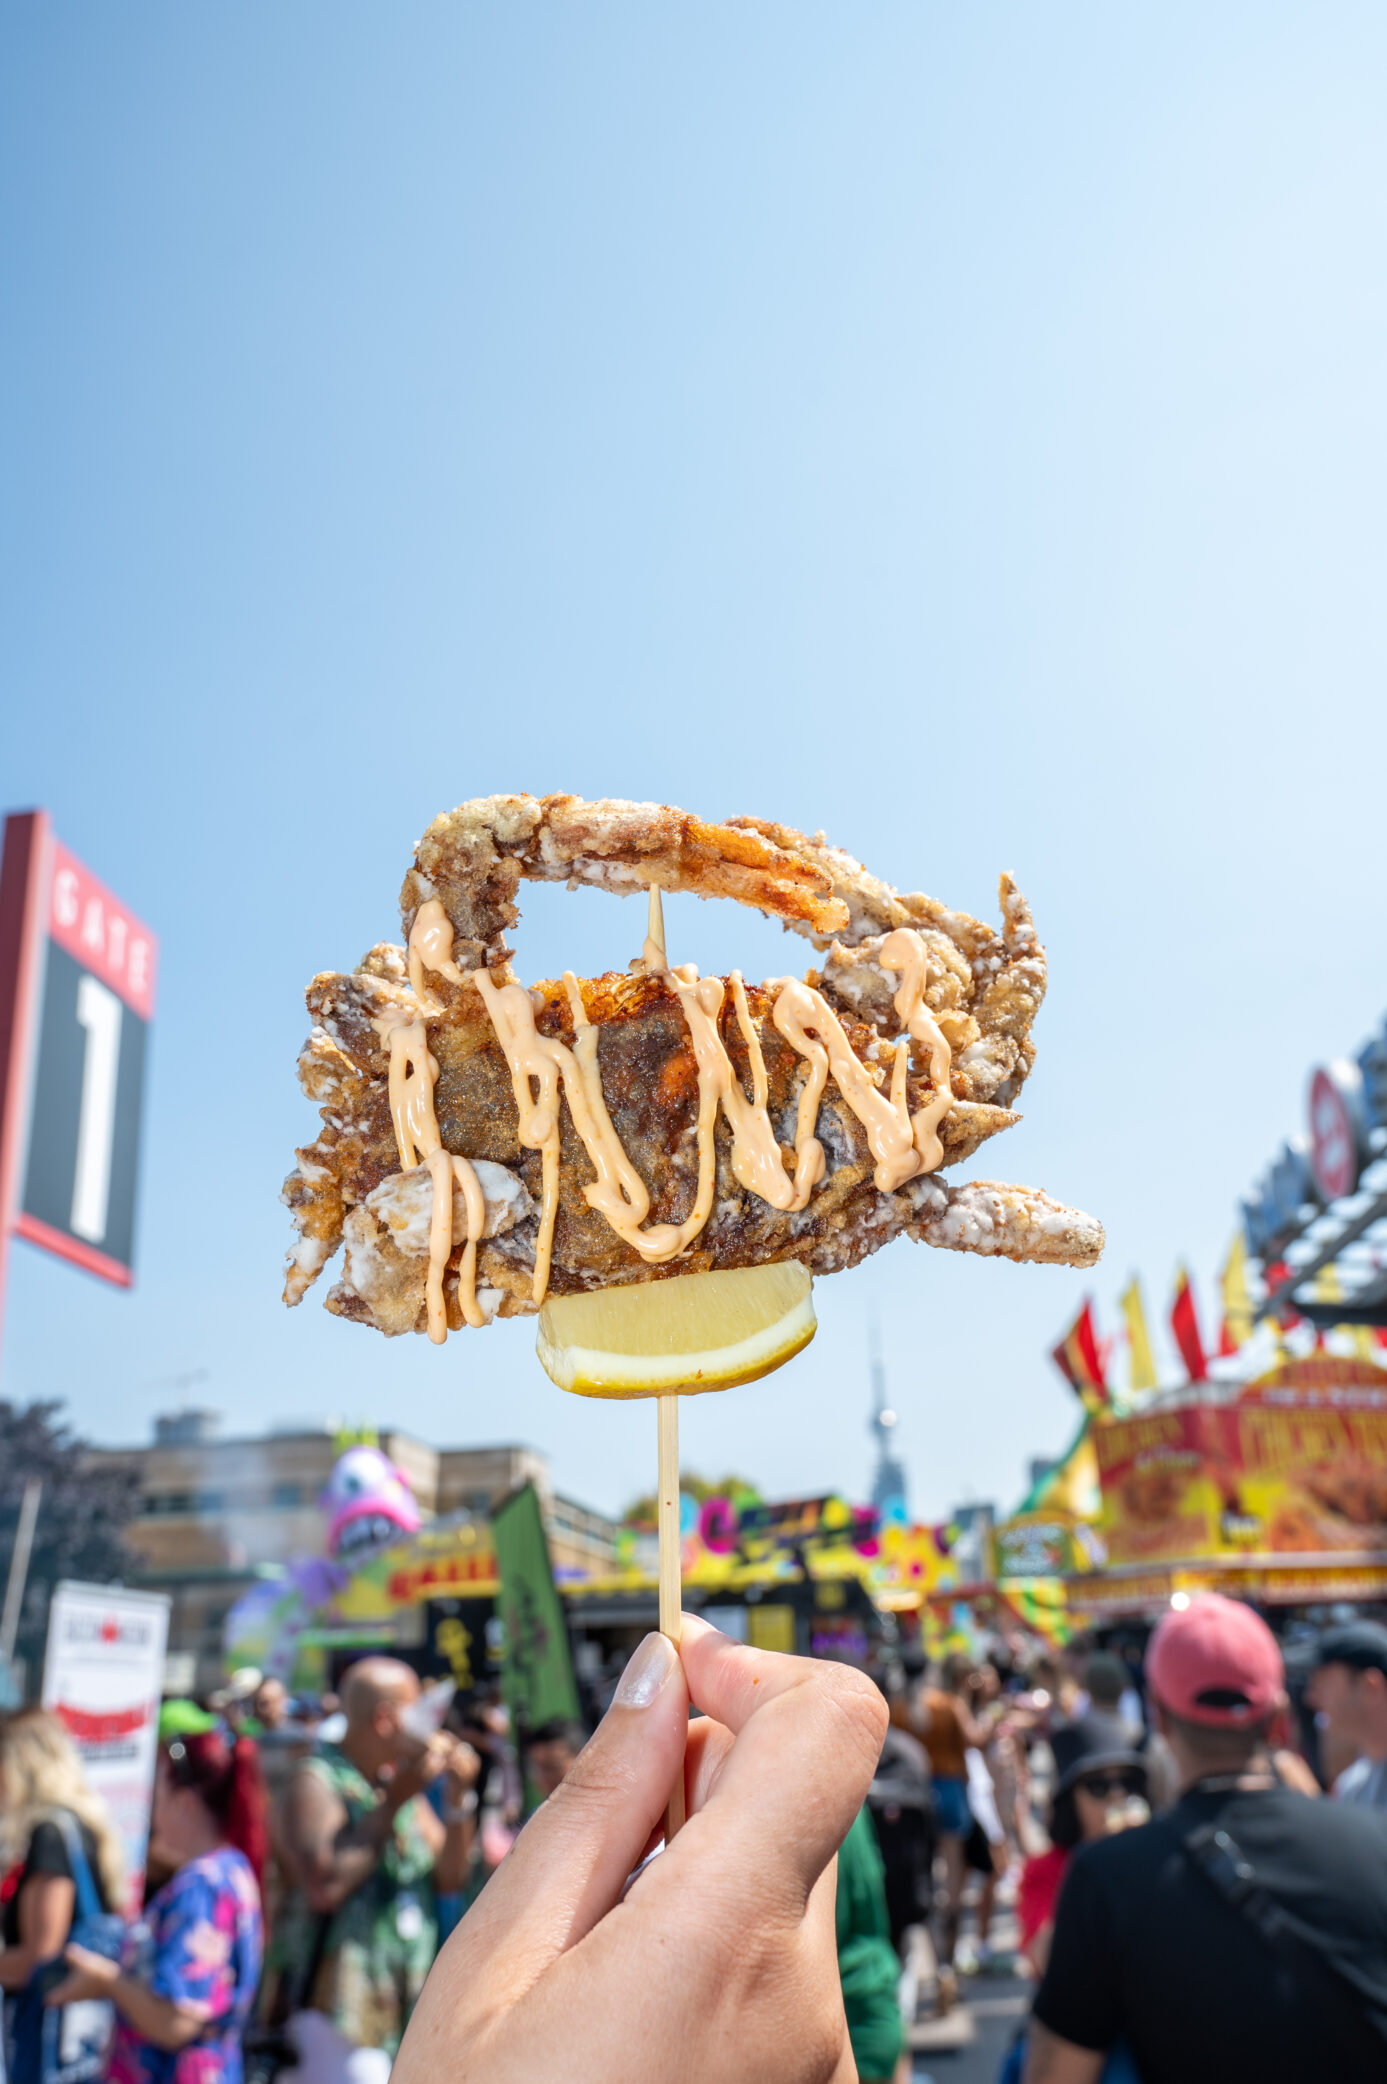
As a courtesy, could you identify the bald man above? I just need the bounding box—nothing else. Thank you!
[262,1658,479,2079]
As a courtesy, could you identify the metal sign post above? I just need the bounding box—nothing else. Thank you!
[0,1475,42,1668]
[0,810,50,1331]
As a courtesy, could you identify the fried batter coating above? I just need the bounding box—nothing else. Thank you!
[398,797,1046,1112]
[282,796,1102,1337]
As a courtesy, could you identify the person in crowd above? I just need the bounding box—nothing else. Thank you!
[1078,1648,1180,1811]
[914,1654,991,2001]
[391,1615,889,2084]
[1029,1654,1082,1731]
[261,1656,479,2081]
[213,1672,264,1734]
[865,1715,935,1957]
[1266,1700,1322,1798]
[1078,1653,1141,1740]
[960,1710,1009,1972]
[1016,1716,1148,1977]
[250,1680,290,1735]
[835,1807,909,2084]
[0,1707,124,1995]
[237,1679,315,1920]
[1308,1619,1387,1810]
[47,1725,265,2084]
[976,1662,1031,1867]
[521,1719,585,1803]
[1025,1594,1387,2083]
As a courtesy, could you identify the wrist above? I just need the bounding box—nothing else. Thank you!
[441,1790,478,1825]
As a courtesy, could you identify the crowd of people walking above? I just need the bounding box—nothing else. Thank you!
[1,1600,1385,2084]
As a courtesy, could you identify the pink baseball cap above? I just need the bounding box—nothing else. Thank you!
[1145,1594,1284,1727]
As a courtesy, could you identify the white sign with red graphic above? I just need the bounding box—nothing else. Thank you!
[1308,1061,1367,1205]
[42,1581,170,1910]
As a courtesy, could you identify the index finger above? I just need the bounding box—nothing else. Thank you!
[672,1614,886,1896]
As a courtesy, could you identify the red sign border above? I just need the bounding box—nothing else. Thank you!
[12,1209,134,1290]
[0,810,52,1320]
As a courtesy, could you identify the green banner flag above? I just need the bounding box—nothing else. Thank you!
[492,1482,581,1732]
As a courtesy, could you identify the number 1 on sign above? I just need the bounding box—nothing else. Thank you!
[71,975,122,1244]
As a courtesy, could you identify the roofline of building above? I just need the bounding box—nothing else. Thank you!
[85,1431,549,1458]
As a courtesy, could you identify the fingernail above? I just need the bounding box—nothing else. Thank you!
[613,1632,678,1708]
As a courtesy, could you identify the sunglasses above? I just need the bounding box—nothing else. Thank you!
[1076,1772,1140,1800]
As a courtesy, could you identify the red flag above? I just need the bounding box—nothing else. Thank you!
[1262,1260,1305,1332]
[1051,1300,1110,1412]
[1170,1266,1208,1381]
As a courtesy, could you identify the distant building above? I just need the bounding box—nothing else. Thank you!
[947,1500,996,1585]
[84,1414,618,1685]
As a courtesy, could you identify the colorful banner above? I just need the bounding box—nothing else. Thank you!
[589,1492,959,1612]
[1068,1561,1387,1616]
[224,1519,497,1679]
[696,1493,879,1557]
[996,1578,1075,1647]
[921,1599,980,1662]
[493,1483,581,1733]
[42,1581,169,1909]
[992,1516,1078,1579]
[1094,1356,1387,1565]
[1094,1404,1223,1563]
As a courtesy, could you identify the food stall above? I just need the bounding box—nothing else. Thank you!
[1067,1354,1387,1621]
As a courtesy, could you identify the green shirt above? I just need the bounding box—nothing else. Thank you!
[835,1807,906,2083]
[265,1742,438,2054]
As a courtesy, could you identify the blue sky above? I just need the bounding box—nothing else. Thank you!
[5,4,1387,1522]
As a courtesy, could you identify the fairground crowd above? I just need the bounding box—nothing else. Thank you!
[2,1598,1386,2084]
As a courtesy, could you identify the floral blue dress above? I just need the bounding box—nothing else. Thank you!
[109,1848,263,2084]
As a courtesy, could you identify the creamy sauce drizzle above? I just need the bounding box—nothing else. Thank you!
[408,898,470,1004]
[382,896,953,1333]
[373,1003,485,1339]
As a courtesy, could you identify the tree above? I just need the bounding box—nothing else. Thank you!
[0,1401,140,1686]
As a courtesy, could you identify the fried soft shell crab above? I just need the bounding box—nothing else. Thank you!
[281,794,1103,1340]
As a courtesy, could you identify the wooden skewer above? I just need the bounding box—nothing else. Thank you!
[642,881,668,978]
[658,1390,685,1839]
[645,884,686,1841]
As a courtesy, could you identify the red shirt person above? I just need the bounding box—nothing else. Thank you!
[1016,1715,1147,1976]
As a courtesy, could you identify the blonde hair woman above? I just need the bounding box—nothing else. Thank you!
[0,1707,124,1994]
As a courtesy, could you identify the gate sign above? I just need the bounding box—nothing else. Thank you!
[0,811,156,1289]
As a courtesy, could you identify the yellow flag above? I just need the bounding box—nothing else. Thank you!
[1121,1276,1158,1395]
[1312,1263,1342,1306]
[1219,1232,1254,1355]
[1044,1426,1101,1520]
[1311,1264,1379,1364]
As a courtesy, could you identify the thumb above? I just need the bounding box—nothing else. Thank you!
[439,1632,688,2006]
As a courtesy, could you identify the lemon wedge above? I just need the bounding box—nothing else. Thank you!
[536,1261,816,1399]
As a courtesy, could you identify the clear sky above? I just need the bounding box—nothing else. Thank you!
[4,4,1387,1524]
